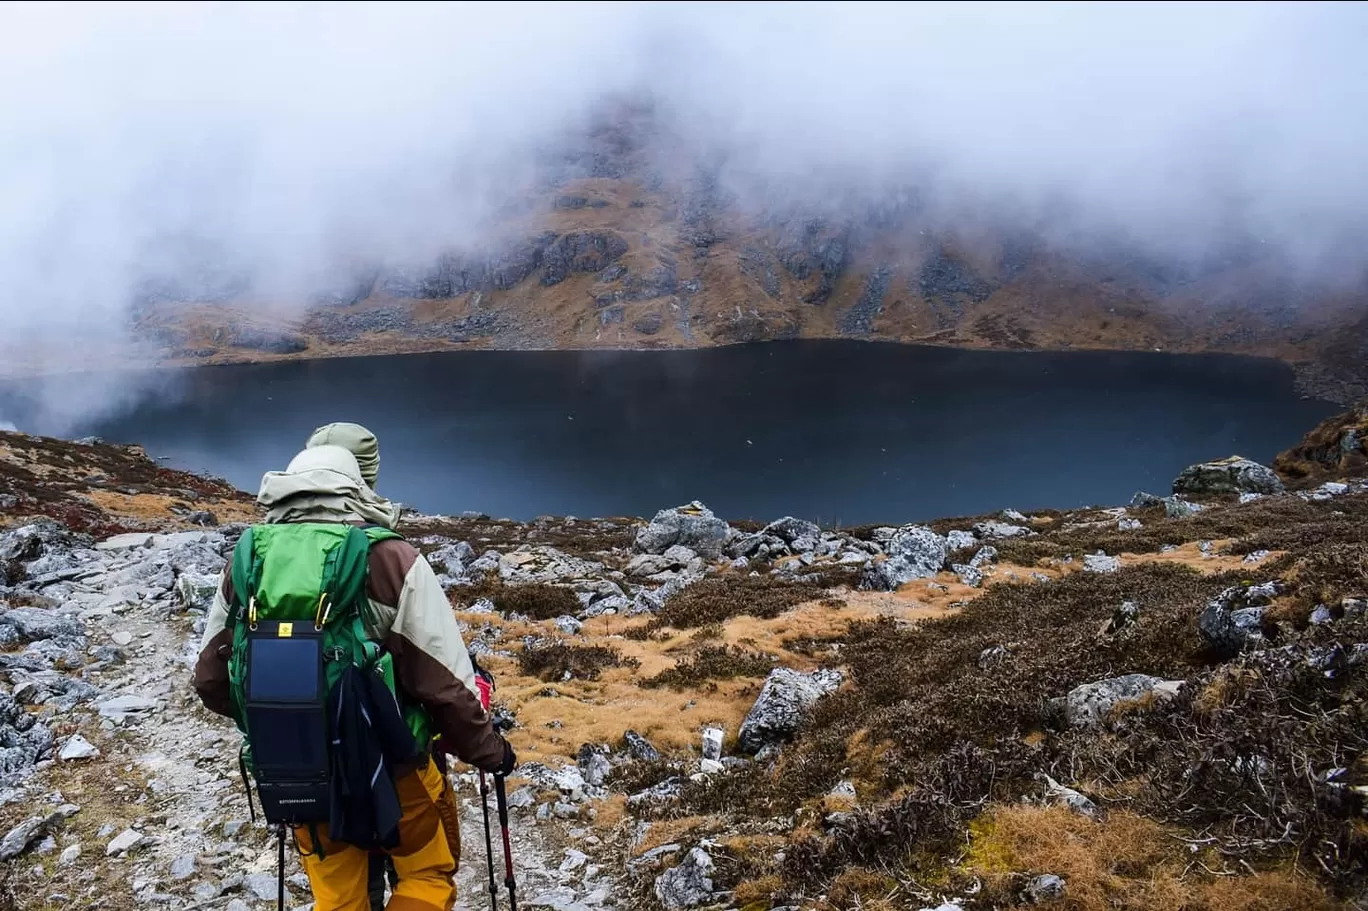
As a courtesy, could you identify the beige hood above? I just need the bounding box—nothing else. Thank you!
[257,444,401,528]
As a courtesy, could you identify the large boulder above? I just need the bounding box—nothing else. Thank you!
[761,517,822,554]
[1065,674,1184,728]
[860,525,946,590]
[738,668,843,754]
[1173,456,1285,497]
[635,502,731,561]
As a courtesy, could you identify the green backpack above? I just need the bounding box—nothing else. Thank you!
[223,522,432,825]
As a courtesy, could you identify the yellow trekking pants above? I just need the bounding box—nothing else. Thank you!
[295,757,462,911]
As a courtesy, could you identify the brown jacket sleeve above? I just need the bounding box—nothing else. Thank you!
[367,539,507,772]
[191,570,235,718]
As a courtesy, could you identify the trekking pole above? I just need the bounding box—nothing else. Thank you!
[494,773,518,911]
[479,770,499,911]
[276,822,287,911]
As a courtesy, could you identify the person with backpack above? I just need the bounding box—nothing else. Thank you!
[192,442,516,911]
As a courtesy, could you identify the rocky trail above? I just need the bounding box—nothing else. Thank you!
[0,524,609,911]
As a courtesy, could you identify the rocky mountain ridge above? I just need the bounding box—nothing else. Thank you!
[84,108,1368,407]
[0,406,1367,909]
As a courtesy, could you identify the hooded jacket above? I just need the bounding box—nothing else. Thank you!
[191,445,505,773]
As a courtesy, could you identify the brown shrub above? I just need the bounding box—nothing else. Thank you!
[517,643,638,681]
[489,583,583,620]
[649,576,830,631]
[640,646,776,689]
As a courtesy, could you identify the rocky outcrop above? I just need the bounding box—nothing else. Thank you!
[738,668,843,754]
[1172,456,1285,496]
[541,232,629,286]
[634,502,731,561]
[836,265,891,337]
[861,525,946,590]
[1275,399,1368,483]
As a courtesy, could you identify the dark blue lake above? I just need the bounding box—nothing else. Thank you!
[0,342,1339,525]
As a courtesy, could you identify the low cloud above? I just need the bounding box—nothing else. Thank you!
[0,1,1365,427]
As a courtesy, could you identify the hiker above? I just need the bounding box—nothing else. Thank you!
[192,443,516,911]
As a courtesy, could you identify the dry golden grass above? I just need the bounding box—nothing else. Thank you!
[82,488,258,524]
[963,805,1343,911]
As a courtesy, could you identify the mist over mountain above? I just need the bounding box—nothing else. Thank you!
[2,1,1367,424]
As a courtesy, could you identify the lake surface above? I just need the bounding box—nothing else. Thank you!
[0,342,1340,525]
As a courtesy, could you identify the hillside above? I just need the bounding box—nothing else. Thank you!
[0,406,1367,909]
[101,108,1368,406]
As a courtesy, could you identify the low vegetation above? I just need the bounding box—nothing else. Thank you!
[517,642,640,682]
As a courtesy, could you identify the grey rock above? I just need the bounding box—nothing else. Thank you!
[701,727,723,762]
[577,744,612,788]
[860,525,946,590]
[953,564,983,588]
[978,645,1010,669]
[762,517,822,553]
[227,900,250,911]
[1310,605,1335,625]
[945,530,977,551]
[1199,584,1276,657]
[1239,491,1265,504]
[245,872,281,901]
[625,553,671,578]
[1173,457,1285,496]
[738,668,843,753]
[176,572,220,611]
[170,853,197,880]
[1130,491,1164,508]
[1042,774,1100,819]
[1024,874,1065,903]
[105,827,149,856]
[973,520,1033,539]
[58,843,80,865]
[428,541,476,577]
[1065,674,1183,728]
[661,545,700,568]
[654,847,715,910]
[98,694,158,718]
[223,819,248,838]
[1164,496,1205,518]
[58,734,99,761]
[1243,550,1272,564]
[1118,517,1143,531]
[0,607,83,643]
[622,730,660,762]
[555,616,583,636]
[1082,553,1120,573]
[0,813,62,860]
[635,502,731,561]
[506,787,537,809]
[1101,601,1140,636]
[627,778,684,809]
[969,545,998,568]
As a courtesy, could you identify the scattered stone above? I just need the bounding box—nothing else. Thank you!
[577,744,612,788]
[828,780,857,800]
[1164,497,1204,519]
[58,843,80,865]
[738,668,843,754]
[953,564,983,588]
[1243,550,1272,564]
[1130,491,1164,508]
[1024,874,1066,903]
[978,645,1010,669]
[973,521,1033,539]
[95,533,155,551]
[1041,774,1100,819]
[176,572,220,611]
[1310,605,1335,625]
[1310,481,1350,500]
[111,630,134,647]
[1118,517,1142,531]
[0,814,62,860]
[555,616,583,636]
[945,530,977,551]
[105,827,149,856]
[1002,509,1030,523]
[223,820,248,838]
[98,694,158,718]
[1065,674,1183,728]
[58,734,99,760]
[245,872,280,902]
[1100,601,1140,637]
[170,853,197,880]
[654,847,715,910]
[701,727,723,762]
[1173,456,1285,496]
[1082,553,1119,573]
[1239,492,1265,504]
[969,545,998,568]
[623,730,660,762]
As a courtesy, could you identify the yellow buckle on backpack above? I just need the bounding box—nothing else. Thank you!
[247,596,258,631]
[314,593,331,631]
